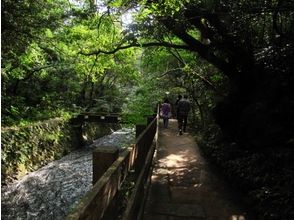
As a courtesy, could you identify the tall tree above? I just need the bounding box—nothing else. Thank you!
[95,0,294,148]
[1,0,140,125]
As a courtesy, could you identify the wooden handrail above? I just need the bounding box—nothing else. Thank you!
[66,115,158,220]
[66,148,133,220]
[121,128,157,220]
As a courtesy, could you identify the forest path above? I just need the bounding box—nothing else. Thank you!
[142,119,252,220]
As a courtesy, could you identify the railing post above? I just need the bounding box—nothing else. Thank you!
[93,146,119,185]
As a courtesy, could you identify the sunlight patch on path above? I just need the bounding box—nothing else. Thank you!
[143,120,251,220]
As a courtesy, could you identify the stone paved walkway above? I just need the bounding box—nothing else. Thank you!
[142,119,251,220]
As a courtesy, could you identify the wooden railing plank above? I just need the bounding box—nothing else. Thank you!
[121,141,156,220]
[66,148,133,220]
[66,116,158,220]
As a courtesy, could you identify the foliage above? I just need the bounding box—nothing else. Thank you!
[1,117,117,185]
[1,0,140,126]
[121,73,161,124]
[106,0,294,217]
[2,0,294,217]
[138,45,227,128]
[198,127,294,219]
[112,0,294,149]
[1,118,77,185]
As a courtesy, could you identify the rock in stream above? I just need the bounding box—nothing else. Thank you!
[1,128,135,220]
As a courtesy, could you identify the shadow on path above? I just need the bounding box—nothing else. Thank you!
[143,119,252,220]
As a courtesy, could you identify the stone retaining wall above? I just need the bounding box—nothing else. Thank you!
[1,118,119,185]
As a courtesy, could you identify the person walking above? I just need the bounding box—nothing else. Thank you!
[161,98,172,128]
[174,95,182,119]
[177,94,191,135]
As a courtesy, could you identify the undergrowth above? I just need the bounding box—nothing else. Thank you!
[197,125,294,219]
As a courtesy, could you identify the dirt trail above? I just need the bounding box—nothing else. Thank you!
[143,119,252,220]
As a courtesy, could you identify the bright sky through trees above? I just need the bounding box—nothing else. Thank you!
[121,11,133,27]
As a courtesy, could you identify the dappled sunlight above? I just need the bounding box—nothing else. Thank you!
[146,120,252,219]
[153,168,169,175]
[152,162,201,188]
[168,167,201,187]
[193,183,202,188]
[151,173,169,184]
[231,215,246,220]
[158,150,198,168]
[160,153,187,167]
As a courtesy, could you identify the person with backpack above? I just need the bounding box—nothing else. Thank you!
[177,94,191,135]
[174,94,182,119]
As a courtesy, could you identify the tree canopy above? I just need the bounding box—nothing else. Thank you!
[97,0,294,148]
[2,0,141,124]
[2,0,294,142]
[2,0,294,218]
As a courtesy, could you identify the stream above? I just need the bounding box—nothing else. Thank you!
[1,128,135,220]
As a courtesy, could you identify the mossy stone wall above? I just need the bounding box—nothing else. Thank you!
[1,118,119,185]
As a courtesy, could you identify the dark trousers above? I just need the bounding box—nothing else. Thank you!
[163,116,169,128]
[178,114,188,132]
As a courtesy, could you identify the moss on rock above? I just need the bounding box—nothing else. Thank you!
[1,117,118,185]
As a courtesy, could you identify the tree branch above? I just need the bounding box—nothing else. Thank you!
[79,42,191,56]
[171,28,234,78]
[157,67,225,96]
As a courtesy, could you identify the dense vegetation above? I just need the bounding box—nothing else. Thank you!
[2,0,145,125]
[2,0,294,218]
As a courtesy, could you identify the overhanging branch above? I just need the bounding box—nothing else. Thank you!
[79,42,191,56]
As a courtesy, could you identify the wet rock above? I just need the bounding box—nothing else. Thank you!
[1,128,135,220]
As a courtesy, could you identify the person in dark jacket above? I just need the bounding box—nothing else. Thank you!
[177,95,191,135]
[174,95,182,119]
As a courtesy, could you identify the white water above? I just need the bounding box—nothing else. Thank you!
[1,128,135,220]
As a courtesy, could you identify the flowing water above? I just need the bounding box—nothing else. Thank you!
[1,128,135,220]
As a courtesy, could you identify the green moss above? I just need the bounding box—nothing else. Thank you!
[1,117,118,185]
[2,118,72,185]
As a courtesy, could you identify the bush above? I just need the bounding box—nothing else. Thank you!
[198,126,294,219]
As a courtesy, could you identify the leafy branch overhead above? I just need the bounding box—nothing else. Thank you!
[2,0,294,217]
[79,41,190,55]
[2,0,294,155]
